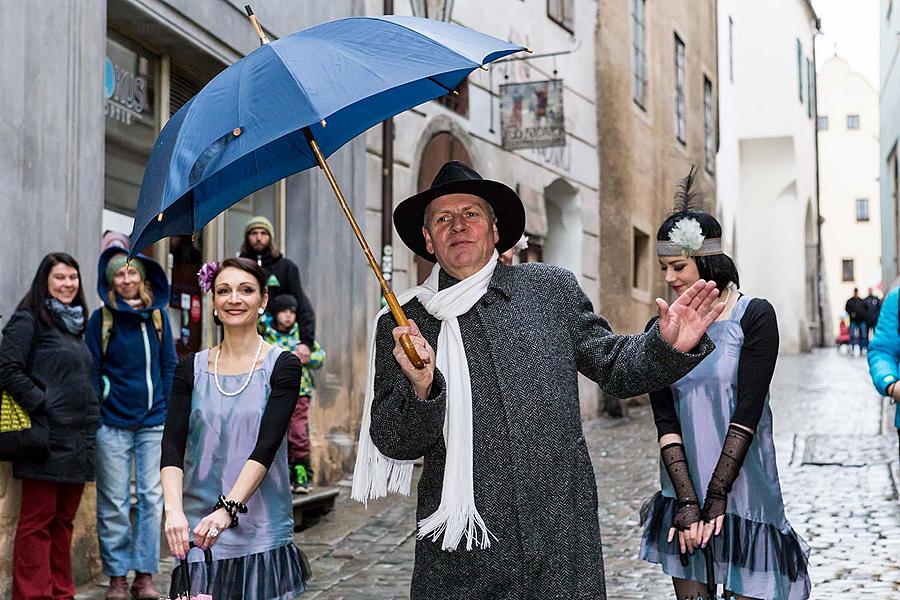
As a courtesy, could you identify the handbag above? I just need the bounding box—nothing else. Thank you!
[0,315,49,462]
[171,542,214,600]
[0,390,49,461]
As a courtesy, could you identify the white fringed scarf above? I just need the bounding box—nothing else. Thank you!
[352,251,499,551]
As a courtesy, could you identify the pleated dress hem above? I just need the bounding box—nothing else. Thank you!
[639,492,811,600]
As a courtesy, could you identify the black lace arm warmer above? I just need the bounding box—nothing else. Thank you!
[160,355,195,470]
[661,442,701,530]
[247,352,302,468]
[703,424,754,520]
[732,298,779,429]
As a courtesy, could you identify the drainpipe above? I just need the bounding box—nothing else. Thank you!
[812,18,825,347]
[380,0,395,298]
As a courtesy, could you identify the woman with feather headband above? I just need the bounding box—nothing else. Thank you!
[638,168,811,600]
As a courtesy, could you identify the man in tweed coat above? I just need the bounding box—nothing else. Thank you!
[364,161,721,599]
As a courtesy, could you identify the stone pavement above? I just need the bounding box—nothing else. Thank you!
[76,349,900,598]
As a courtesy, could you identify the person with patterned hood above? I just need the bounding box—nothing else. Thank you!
[85,248,178,600]
[352,160,725,600]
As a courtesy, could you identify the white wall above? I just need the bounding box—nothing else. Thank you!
[818,55,881,337]
[716,1,740,255]
[728,0,819,352]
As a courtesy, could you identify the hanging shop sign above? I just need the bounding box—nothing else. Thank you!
[500,79,566,150]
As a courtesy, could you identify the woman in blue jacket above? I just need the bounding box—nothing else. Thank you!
[85,248,178,600]
[867,286,900,460]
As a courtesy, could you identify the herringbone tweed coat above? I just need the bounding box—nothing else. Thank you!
[369,261,714,600]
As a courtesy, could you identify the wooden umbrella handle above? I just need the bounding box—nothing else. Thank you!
[303,127,425,369]
[383,290,426,370]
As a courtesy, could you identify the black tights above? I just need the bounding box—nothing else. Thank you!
[672,577,761,600]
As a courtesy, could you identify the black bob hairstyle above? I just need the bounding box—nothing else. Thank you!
[657,167,739,293]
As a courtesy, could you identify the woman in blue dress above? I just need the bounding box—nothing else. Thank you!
[160,257,309,599]
[639,171,810,600]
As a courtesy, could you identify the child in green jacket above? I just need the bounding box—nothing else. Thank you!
[260,294,325,493]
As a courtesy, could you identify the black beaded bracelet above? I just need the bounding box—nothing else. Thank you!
[214,494,248,529]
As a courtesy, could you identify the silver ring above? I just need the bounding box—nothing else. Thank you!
[208,527,220,537]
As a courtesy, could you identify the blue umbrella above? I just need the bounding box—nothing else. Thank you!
[130,10,526,365]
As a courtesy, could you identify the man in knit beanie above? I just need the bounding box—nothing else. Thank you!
[240,215,317,362]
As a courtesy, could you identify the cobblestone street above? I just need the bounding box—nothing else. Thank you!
[75,350,900,599]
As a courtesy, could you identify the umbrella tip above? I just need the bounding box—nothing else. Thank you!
[479,64,489,71]
[320,119,327,128]
[244,4,253,16]
[157,212,164,222]
[525,47,534,53]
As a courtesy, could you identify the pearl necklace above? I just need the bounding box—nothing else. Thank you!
[214,336,264,397]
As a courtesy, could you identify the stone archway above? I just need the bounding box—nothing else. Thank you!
[414,131,474,283]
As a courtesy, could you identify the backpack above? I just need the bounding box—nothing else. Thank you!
[100,306,164,357]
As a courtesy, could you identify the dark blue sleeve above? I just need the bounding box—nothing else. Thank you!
[159,311,178,402]
[84,310,104,398]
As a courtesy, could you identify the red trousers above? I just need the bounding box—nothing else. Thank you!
[287,395,311,463]
[13,478,85,600]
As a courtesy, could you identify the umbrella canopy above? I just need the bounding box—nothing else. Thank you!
[129,15,524,253]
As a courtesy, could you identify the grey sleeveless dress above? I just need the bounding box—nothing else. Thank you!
[170,347,307,599]
[639,296,810,600]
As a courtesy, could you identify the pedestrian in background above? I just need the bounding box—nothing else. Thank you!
[0,253,99,600]
[639,172,810,600]
[160,258,309,599]
[864,287,881,340]
[845,288,869,356]
[239,215,317,363]
[867,286,900,461]
[259,293,325,494]
[84,248,178,600]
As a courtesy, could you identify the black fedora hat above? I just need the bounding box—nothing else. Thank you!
[394,161,526,262]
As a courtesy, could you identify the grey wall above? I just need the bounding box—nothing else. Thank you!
[0,0,106,322]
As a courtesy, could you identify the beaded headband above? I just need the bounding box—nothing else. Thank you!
[656,217,724,258]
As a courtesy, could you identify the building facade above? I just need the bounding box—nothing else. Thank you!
[363,0,602,417]
[880,0,900,286]
[818,55,881,337]
[715,0,821,353]
[595,0,718,336]
[0,0,369,593]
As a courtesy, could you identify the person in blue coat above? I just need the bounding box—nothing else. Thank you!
[867,286,900,460]
[85,248,178,600]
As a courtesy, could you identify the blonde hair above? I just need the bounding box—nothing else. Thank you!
[108,275,154,308]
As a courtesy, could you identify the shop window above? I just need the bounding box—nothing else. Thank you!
[103,34,159,232]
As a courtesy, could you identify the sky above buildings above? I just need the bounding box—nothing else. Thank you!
[814,0,880,87]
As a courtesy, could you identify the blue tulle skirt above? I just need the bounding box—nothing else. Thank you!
[640,493,810,600]
[169,542,309,600]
